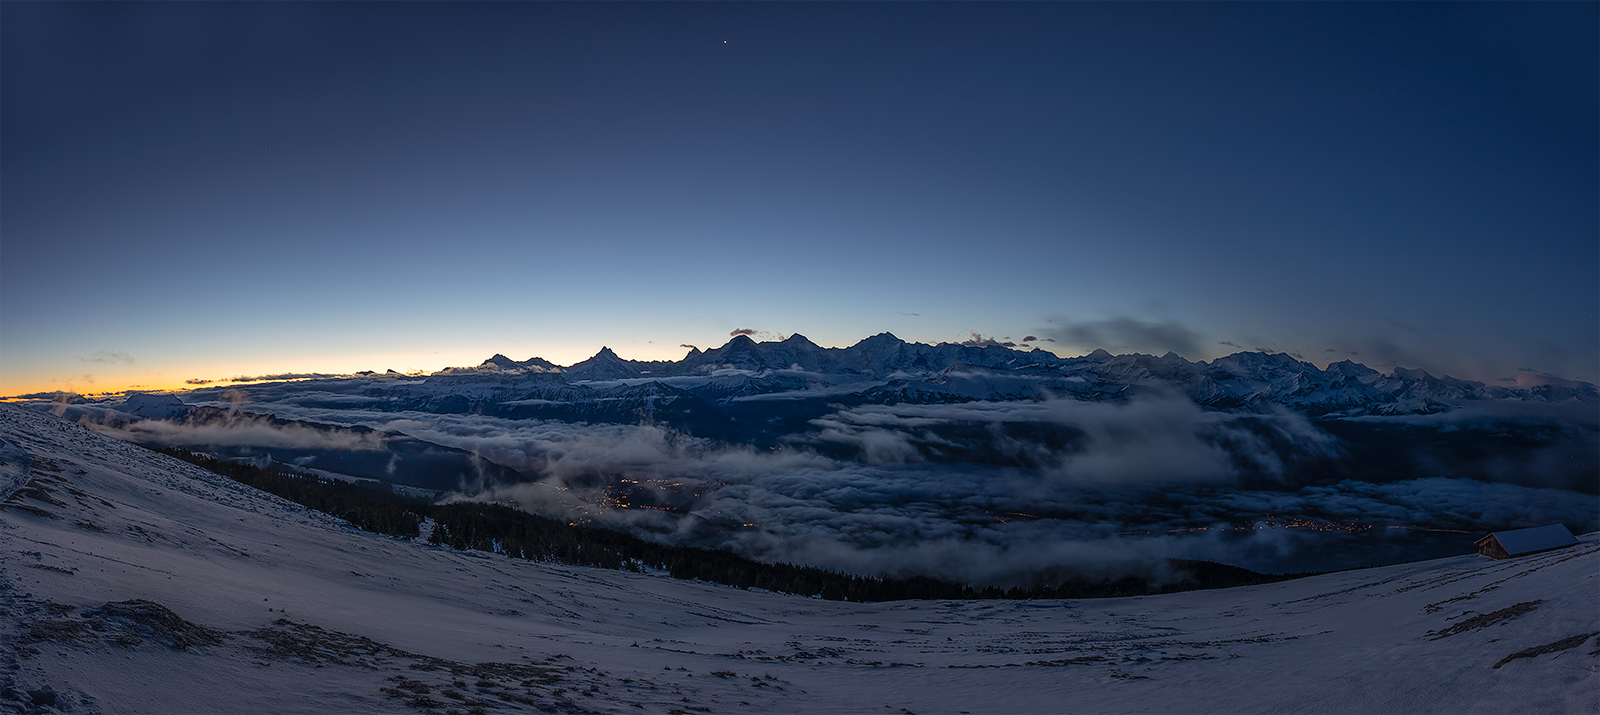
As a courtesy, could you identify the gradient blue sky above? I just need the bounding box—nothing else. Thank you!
[3,2,1596,394]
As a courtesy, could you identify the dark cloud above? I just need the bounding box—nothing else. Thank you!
[1506,369,1593,389]
[679,344,698,350]
[1047,317,1203,357]
[1220,341,1242,349]
[1351,337,1446,375]
[1325,331,1590,385]
[956,331,1016,348]
[729,328,757,337]
[1022,336,1039,343]
[898,312,920,316]
[185,378,214,385]
[78,350,135,364]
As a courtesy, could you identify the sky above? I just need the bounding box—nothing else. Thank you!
[3,2,1596,396]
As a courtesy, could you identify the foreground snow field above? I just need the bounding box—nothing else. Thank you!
[2,404,1595,714]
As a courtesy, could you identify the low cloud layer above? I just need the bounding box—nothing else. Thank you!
[800,396,1337,485]
[181,395,1596,584]
[85,410,389,452]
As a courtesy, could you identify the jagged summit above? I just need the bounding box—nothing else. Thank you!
[476,353,560,373]
[1325,360,1378,379]
[481,354,521,369]
[563,346,643,381]
[852,332,904,348]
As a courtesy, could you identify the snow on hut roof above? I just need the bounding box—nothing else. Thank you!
[1482,524,1578,556]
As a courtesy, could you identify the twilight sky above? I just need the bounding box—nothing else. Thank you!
[3,2,1596,395]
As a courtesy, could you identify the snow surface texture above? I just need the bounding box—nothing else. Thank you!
[2,403,1596,714]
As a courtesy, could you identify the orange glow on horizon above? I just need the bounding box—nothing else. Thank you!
[0,341,710,399]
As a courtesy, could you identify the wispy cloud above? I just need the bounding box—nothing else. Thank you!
[1046,317,1202,357]
[78,350,135,364]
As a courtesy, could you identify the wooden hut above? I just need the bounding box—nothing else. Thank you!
[1475,524,1578,560]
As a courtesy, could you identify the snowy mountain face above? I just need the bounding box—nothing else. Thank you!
[2,405,1596,714]
[108,393,189,421]
[561,347,646,382]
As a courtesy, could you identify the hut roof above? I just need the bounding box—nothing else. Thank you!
[1478,524,1578,556]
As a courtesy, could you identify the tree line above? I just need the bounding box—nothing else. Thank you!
[154,447,1305,601]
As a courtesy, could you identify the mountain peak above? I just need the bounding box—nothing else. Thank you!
[561,346,641,381]
[1325,360,1377,378]
[1391,366,1434,381]
[853,332,904,348]
[481,354,521,369]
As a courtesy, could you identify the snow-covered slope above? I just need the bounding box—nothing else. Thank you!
[3,403,1596,714]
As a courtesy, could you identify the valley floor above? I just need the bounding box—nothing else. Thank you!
[1,403,1595,714]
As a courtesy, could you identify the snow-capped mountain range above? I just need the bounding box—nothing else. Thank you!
[177,332,1598,423]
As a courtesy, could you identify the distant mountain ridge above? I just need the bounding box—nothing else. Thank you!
[423,332,1593,418]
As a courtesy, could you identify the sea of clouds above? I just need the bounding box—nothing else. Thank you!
[129,390,1598,585]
